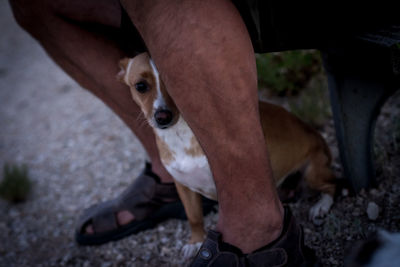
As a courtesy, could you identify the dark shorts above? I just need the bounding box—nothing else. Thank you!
[120,1,399,54]
[231,0,399,53]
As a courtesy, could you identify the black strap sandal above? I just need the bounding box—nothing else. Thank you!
[190,206,319,267]
[75,162,216,246]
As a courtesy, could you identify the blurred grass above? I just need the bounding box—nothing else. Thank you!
[256,50,322,96]
[256,50,331,127]
[0,163,32,203]
[288,74,331,128]
[323,213,342,239]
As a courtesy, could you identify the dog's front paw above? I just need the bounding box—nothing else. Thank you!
[309,193,333,224]
[181,242,202,259]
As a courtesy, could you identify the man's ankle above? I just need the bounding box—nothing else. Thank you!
[216,203,284,253]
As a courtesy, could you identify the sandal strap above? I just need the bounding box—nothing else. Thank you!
[143,162,180,201]
[190,206,318,267]
[117,165,179,220]
[76,162,180,234]
[91,202,119,233]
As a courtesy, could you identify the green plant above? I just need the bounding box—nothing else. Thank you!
[323,213,341,239]
[0,163,32,203]
[288,74,331,128]
[256,50,322,96]
[351,217,366,239]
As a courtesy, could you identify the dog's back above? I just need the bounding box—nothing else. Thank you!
[259,101,336,219]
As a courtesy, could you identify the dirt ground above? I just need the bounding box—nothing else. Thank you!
[1,2,399,266]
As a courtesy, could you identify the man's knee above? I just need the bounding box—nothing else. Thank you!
[10,0,121,34]
[9,0,53,32]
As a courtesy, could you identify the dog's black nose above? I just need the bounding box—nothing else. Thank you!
[154,109,173,127]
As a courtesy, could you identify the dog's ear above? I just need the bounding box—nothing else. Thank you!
[116,57,131,83]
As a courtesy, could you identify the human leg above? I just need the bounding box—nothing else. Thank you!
[9,0,178,235]
[121,0,283,253]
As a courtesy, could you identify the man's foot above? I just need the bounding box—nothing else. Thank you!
[75,162,216,245]
[190,206,319,267]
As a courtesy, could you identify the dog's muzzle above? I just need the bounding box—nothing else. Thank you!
[154,109,173,128]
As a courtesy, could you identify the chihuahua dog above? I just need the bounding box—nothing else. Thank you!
[117,52,337,258]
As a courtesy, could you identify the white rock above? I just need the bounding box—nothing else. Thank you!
[367,202,380,220]
[342,188,349,197]
[116,254,125,263]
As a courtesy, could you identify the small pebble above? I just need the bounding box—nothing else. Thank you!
[352,208,361,217]
[356,197,364,206]
[313,217,325,226]
[100,262,111,267]
[116,254,124,263]
[369,188,379,197]
[161,246,172,256]
[342,188,349,197]
[367,202,380,220]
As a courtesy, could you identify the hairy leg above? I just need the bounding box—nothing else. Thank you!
[9,0,174,229]
[122,0,283,252]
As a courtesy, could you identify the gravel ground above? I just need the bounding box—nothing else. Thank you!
[1,2,399,266]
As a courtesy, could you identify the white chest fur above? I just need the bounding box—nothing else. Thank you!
[155,117,217,200]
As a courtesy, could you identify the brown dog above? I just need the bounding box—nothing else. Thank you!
[117,52,336,257]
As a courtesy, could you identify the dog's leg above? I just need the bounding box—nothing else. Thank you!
[305,146,336,221]
[174,181,206,259]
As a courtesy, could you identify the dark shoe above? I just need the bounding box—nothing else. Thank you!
[190,206,318,267]
[75,162,216,245]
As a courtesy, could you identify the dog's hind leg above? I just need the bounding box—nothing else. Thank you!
[304,145,336,221]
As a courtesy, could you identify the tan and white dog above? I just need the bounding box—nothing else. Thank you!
[117,52,337,257]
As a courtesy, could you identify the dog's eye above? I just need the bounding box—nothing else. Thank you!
[135,82,149,93]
